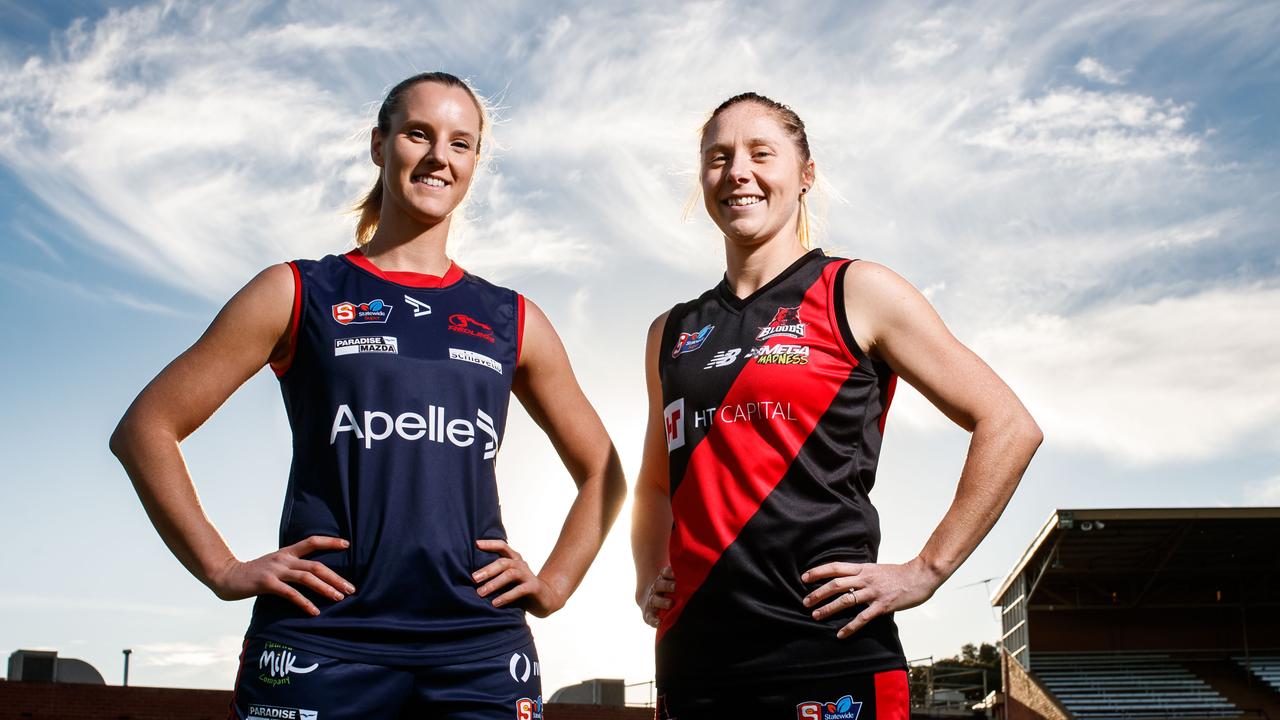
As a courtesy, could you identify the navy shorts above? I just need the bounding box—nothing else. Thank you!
[228,636,543,720]
[657,668,909,719]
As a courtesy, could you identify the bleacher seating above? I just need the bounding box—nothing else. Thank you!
[1235,655,1280,695]
[1029,651,1239,719]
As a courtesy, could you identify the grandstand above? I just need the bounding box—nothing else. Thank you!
[992,508,1280,720]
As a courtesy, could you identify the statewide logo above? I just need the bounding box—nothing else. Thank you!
[757,306,806,340]
[246,705,318,720]
[703,348,741,369]
[403,295,432,317]
[257,642,317,687]
[332,299,392,325]
[330,404,499,459]
[508,652,540,683]
[516,696,544,720]
[663,398,685,452]
[449,348,502,374]
[334,336,398,356]
[671,324,714,357]
[797,695,862,720]
[750,343,810,365]
[448,313,495,343]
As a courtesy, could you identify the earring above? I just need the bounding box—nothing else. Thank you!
[801,187,809,195]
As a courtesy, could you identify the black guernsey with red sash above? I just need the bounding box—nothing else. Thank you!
[656,249,907,689]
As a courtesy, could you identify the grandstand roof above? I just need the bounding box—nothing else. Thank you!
[991,507,1280,609]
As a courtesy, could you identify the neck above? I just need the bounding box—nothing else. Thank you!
[362,210,453,275]
[723,230,808,299]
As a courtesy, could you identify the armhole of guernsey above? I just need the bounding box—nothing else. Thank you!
[656,301,687,381]
[831,259,876,371]
[270,261,303,378]
[516,293,526,367]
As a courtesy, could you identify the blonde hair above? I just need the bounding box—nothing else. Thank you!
[700,92,815,249]
[355,72,490,246]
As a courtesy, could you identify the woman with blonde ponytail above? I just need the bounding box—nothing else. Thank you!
[631,93,1042,718]
[112,72,624,718]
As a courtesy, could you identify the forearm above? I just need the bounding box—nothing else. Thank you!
[111,419,237,591]
[631,477,673,605]
[915,408,1042,585]
[535,453,626,604]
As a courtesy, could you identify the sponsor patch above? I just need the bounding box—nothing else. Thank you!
[448,313,495,343]
[750,343,809,365]
[663,398,685,452]
[797,695,862,720]
[247,705,318,720]
[256,641,316,687]
[516,696,544,720]
[703,348,741,369]
[330,404,499,460]
[332,299,392,325]
[334,336,398,356]
[508,652,539,683]
[671,324,714,357]
[449,348,502,374]
[757,305,805,340]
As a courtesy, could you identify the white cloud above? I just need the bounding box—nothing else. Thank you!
[1076,56,1128,85]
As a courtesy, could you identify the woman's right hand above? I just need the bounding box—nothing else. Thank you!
[640,565,676,628]
[208,536,355,617]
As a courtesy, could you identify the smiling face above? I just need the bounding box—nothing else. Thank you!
[700,101,815,249]
[371,81,482,230]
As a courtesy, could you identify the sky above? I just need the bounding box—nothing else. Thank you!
[1,0,1278,698]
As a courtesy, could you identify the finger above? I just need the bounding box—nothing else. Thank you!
[491,581,535,608]
[475,538,521,560]
[813,587,874,621]
[801,562,862,583]
[286,536,350,557]
[268,577,320,616]
[285,569,345,602]
[803,577,862,607]
[477,567,524,598]
[837,608,878,640]
[659,566,675,579]
[294,560,355,596]
[649,595,673,610]
[472,557,513,583]
[643,611,659,628]
[654,578,676,594]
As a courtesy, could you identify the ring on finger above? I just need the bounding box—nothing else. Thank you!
[847,588,858,605]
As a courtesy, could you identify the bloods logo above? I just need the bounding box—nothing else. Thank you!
[757,306,806,340]
[448,313,495,343]
[797,695,862,720]
[332,299,391,325]
[672,324,714,357]
[516,696,543,720]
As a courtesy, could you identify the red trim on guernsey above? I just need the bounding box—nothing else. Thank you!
[879,374,898,435]
[658,262,852,643]
[827,259,861,367]
[271,261,303,378]
[343,248,464,288]
[226,637,250,720]
[516,294,526,365]
[874,669,910,719]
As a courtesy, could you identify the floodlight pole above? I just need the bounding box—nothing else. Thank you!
[122,649,132,687]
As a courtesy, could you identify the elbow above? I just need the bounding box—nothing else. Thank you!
[1017,412,1044,455]
[108,416,132,461]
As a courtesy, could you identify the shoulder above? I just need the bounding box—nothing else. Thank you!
[842,260,921,310]
[238,262,298,306]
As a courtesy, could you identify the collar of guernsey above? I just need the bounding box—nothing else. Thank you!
[654,249,907,687]
[246,250,533,666]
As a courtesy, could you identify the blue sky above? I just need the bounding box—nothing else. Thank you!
[2,0,1278,695]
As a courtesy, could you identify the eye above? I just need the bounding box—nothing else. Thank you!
[752,150,773,160]
[705,154,728,168]
[451,139,472,151]
[407,129,428,141]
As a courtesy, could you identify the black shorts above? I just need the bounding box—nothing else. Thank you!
[228,635,543,720]
[657,668,908,719]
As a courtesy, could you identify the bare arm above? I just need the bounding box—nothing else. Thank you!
[631,312,677,624]
[109,264,353,615]
[472,297,626,617]
[805,261,1042,637]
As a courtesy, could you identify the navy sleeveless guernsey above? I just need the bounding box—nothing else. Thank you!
[247,249,531,665]
[656,249,907,689]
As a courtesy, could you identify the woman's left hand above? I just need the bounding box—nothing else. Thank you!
[473,538,567,618]
[801,556,941,639]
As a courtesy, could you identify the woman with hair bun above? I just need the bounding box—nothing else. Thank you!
[112,72,625,718]
[631,92,1042,718]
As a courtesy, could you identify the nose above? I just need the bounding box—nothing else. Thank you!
[425,139,448,166]
[726,153,752,185]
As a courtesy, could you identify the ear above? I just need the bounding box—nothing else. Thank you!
[370,127,385,168]
[801,159,816,190]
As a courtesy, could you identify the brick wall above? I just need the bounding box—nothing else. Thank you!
[0,681,655,720]
[1001,655,1069,720]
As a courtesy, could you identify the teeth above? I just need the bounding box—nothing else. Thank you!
[415,176,446,187]
[727,196,762,206]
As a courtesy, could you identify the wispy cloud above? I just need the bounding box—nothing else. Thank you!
[1075,56,1128,85]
